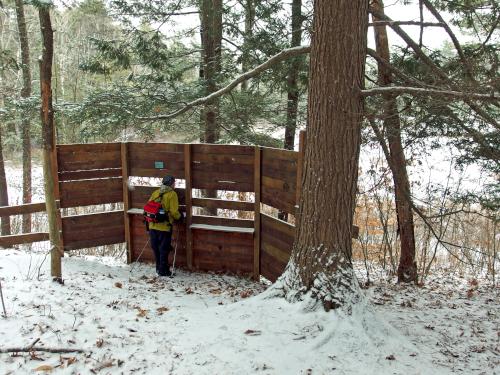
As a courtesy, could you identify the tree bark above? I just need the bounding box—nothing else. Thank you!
[15,0,33,234]
[279,0,369,311]
[279,0,303,222]
[0,12,10,236]
[0,128,10,236]
[372,0,417,283]
[240,0,255,92]
[199,0,223,213]
[283,0,303,151]
[199,0,222,144]
[39,6,62,281]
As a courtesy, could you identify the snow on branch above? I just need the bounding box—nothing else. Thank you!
[139,45,311,122]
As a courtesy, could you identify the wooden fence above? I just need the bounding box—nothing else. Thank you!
[0,132,358,282]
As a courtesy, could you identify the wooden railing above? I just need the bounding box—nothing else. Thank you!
[0,203,49,248]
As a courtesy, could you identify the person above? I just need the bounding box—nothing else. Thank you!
[147,175,182,277]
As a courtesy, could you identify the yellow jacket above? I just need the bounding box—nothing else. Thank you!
[148,186,181,232]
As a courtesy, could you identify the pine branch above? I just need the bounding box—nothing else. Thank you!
[138,45,311,121]
[369,6,500,131]
[421,0,475,82]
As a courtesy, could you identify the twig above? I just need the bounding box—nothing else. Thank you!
[27,338,40,351]
[0,279,7,318]
[0,346,84,353]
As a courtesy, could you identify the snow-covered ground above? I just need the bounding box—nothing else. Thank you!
[0,250,498,374]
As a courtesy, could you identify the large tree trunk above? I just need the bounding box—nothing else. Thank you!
[279,0,303,222]
[0,12,11,236]
[15,0,33,234]
[200,0,222,144]
[283,0,303,151]
[0,128,10,236]
[39,6,62,281]
[279,0,369,311]
[199,0,223,214]
[240,0,255,92]
[372,0,417,283]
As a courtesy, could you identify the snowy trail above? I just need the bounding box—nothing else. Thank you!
[0,250,498,374]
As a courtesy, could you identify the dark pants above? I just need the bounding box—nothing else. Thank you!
[149,229,172,276]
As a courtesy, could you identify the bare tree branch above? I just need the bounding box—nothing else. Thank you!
[369,6,500,130]
[138,45,311,121]
[368,21,444,27]
[421,0,476,82]
[362,86,499,101]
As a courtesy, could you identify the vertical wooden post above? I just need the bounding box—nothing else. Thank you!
[184,144,193,269]
[296,130,306,210]
[253,146,261,280]
[51,144,64,256]
[121,142,132,264]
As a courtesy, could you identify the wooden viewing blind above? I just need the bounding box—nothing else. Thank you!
[0,131,358,282]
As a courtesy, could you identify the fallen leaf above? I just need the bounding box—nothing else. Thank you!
[185,287,193,294]
[66,357,77,366]
[30,352,45,361]
[96,338,104,348]
[209,288,222,295]
[114,282,122,288]
[156,306,169,315]
[33,364,53,372]
[136,309,148,318]
[240,290,252,298]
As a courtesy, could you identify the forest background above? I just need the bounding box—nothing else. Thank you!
[0,0,498,285]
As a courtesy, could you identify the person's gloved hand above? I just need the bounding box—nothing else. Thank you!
[176,211,185,224]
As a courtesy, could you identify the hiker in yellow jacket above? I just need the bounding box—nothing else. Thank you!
[148,175,182,277]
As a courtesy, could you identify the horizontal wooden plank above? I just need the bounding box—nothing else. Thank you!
[261,213,296,238]
[192,162,254,177]
[261,189,296,214]
[261,175,296,193]
[192,230,253,274]
[190,224,254,234]
[0,232,49,248]
[261,147,298,162]
[0,202,46,216]
[62,210,124,232]
[128,167,185,179]
[127,142,184,154]
[59,178,123,208]
[191,215,254,228]
[62,211,124,250]
[191,144,254,156]
[64,234,125,251]
[57,143,120,154]
[261,240,291,265]
[57,143,121,172]
[191,153,254,165]
[59,168,122,181]
[191,198,253,211]
[191,178,254,192]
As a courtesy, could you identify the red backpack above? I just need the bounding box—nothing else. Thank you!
[143,193,167,223]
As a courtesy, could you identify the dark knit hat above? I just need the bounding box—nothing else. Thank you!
[162,175,175,186]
